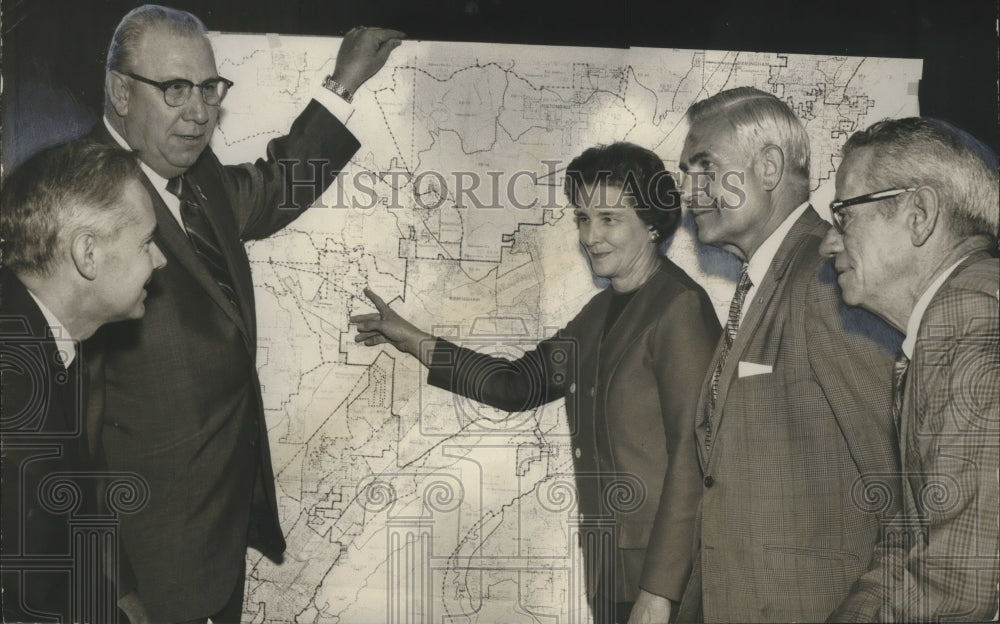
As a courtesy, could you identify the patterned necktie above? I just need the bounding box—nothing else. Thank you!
[891,351,910,433]
[166,176,239,306]
[706,264,753,452]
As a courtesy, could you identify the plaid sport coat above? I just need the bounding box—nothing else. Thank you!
[829,252,1000,622]
[676,207,904,622]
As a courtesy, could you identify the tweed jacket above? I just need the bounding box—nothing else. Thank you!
[829,252,999,622]
[676,207,904,622]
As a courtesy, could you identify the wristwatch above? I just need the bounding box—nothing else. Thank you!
[322,75,354,103]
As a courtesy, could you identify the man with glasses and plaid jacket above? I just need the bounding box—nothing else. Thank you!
[822,117,999,622]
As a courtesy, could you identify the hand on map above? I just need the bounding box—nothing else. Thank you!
[351,288,434,362]
[332,27,406,92]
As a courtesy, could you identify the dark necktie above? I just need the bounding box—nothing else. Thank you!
[706,265,753,452]
[166,176,238,306]
[892,351,910,433]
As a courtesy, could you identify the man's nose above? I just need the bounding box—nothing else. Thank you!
[678,172,692,204]
[182,89,211,124]
[151,242,168,269]
[819,225,845,258]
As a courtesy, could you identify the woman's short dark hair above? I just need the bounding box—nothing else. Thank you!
[564,142,682,240]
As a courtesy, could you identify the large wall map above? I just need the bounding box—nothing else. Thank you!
[207,34,921,623]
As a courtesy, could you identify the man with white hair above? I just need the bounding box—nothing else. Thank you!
[674,87,902,622]
[822,117,999,621]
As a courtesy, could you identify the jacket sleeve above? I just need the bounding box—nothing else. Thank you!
[640,287,720,601]
[829,288,1000,622]
[424,328,575,413]
[217,98,361,241]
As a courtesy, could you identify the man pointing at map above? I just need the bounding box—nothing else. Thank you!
[84,5,402,621]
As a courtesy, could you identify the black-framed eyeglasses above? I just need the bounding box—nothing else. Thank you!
[829,187,916,234]
[123,71,234,107]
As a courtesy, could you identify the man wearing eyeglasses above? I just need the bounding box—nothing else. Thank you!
[85,5,403,622]
[822,118,999,622]
[673,87,902,622]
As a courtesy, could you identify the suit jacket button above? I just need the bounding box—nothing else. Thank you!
[589,387,596,397]
[704,476,715,488]
[574,447,582,459]
[568,383,576,394]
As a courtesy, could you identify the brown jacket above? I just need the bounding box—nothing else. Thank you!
[427,257,720,604]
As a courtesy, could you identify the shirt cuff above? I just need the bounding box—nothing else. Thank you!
[312,84,355,125]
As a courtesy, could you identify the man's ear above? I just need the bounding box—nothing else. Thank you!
[70,231,100,281]
[907,186,939,246]
[757,144,785,191]
[106,71,130,117]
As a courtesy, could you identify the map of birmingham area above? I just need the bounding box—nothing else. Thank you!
[192,35,919,623]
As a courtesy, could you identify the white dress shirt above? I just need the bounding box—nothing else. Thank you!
[27,291,76,369]
[739,201,811,327]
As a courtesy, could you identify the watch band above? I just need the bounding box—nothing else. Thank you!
[322,75,354,103]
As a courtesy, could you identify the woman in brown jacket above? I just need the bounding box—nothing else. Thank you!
[352,142,720,624]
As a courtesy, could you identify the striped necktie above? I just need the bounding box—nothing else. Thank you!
[166,176,238,306]
[706,264,752,452]
[892,351,910,433]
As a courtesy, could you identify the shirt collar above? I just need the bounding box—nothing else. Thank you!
[901,255,970,358]
[746,201,810,288]
[103,116,171,193]
[26,290,77,368]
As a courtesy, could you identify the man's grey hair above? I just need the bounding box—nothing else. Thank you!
[106,4,207,74]
[843,117,999,241]
[686,86,811,190]
[0,139,144,276]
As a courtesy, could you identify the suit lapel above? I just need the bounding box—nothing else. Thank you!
[88,123,252,341]
[0,270,87,451]
[705,207,825,466]
[139,174,250,338]
[185,166,257,344]
[694,340,724,468]
[899,249,993,512]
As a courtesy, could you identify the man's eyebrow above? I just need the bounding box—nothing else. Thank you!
[162,76,220,83]
[685,150,713,165]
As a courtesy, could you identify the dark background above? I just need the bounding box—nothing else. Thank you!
[3,0,998,168]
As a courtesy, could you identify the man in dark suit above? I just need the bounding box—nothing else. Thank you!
[822,117,999,621]
[1,139,166,622]
[86,5,402,622]
[673,87,903,622]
